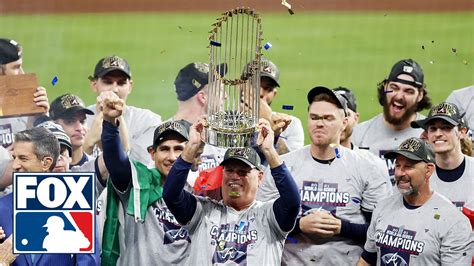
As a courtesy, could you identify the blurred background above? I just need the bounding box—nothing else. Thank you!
[1,0,473,144]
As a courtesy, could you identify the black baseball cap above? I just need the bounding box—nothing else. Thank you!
[36,120,72,156]
[152,120,189,148]
[49,94,94,120]
[174,62,227,101]
[307,86,348,116]
[387,59,424,88]
[0,38,22,64]
[333,86,357,112]
[411,102,463,129]
[89,55,131,80]
[220,147,262,171]
[384,137,435,163]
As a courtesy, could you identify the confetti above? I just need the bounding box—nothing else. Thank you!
[451,48,457,53]
[282,105,294,110]
[421,45,425,50]
[462,59,468,65]
[310,256,316,262]
[264,42,272,50]
[201,186,207,189]
[429,60,434,64]
[431,40,434,43]
[178,26,182,30]
[238,221,246,231]
[434,214,440,220]
[210,40,222,47]
[281,0,294,15]
[286,236,298,244]
[51,76,58,86]
[330,143,341,158]
[229,191,240,197]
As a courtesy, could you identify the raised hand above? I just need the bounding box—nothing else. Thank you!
[97,91,125,123]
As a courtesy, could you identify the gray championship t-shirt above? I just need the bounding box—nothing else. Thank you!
[352,113,425,184]
[184,198,287,265]
[430,156,474,211]
[113,164,191,265]
[258,145,392,265]
[365,192,473,265]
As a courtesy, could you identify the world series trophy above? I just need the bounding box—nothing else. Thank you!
[205,7,263,148]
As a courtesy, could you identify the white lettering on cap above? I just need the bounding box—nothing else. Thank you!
[402,66,413,73]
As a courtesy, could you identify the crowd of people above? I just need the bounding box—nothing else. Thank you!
[0,37,473,265]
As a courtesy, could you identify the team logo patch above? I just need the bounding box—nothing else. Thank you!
[398,138,421,153]
[380,150,396,182]
[13,173,95,253]
[402,66,413,73]
[430,102,457,117]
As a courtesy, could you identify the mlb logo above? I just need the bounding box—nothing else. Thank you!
[13,173,95,254]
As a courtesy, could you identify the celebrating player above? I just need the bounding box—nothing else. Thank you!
[352,59,432,184]
[162,117,300,265]
[357,137,472,265]
[258,86,392,265]
[99,91,197,265]
[411,102,474,226]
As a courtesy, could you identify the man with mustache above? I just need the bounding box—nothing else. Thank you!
[352,59,432,185]
[357,137,472,266]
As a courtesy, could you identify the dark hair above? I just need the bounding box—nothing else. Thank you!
[14,127,60,171]
[377,80,432,112]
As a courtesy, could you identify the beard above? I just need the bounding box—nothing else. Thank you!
[383,98,418,126]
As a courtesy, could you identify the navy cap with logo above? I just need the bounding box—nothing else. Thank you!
[220,147,262,171]
[174,62,227,101]
[0,38,22,64]
[89,55,131,80]
[36,120,72,156]
[384,137,435,163]
[387,59,424,88]
[333,86,357,112]
[411,102,463,129]
[49,94,94,120]
[152,120,189,149]
[307,86,348,116]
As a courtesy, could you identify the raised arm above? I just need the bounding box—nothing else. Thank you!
[163,118,205,225]
[99,91,131,192]
[257,119,300,232]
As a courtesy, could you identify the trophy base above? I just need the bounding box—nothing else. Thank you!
[205,127,256,148]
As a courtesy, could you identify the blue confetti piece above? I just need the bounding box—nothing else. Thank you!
[335,147,341,158]
[210,40,221,47]
[238,221,246,231]
[351,197,361,204]
[264,42,272,50]
[201,185,207,189]
[286,236,298,244]
[51,76,58,86]
[282,105,294,110]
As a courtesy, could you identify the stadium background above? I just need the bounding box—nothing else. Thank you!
[1,0,473,144]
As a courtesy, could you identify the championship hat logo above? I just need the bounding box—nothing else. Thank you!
[13,173,95,254]
[399,138,421,153]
